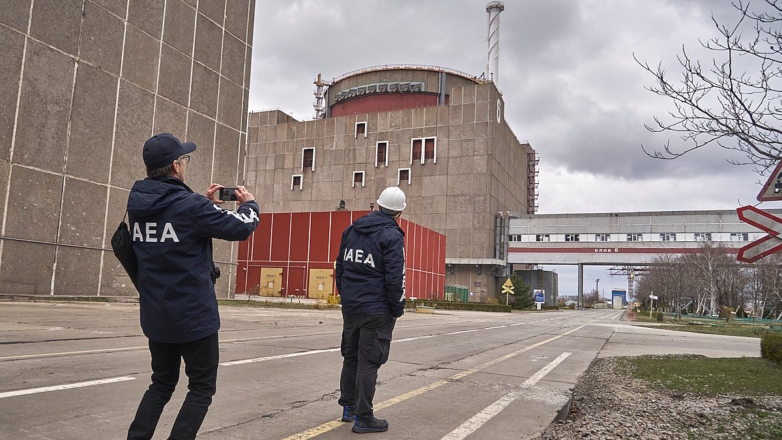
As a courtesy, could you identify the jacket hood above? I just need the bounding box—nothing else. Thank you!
[128,177,193,217]
[352,211,404,236]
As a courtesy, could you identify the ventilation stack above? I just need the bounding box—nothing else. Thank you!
[486,2,504,86]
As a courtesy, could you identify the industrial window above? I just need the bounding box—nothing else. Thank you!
[508,234,521,242]
[411,139,422,163]
[376,141,388,167]
[627,233,643,242]
[660,233,676,241]
[352,171,365,188]
[694,232,712,241]
[301,147,315,171]
[424,138,436,163]
[355,122,366,138]
[536,234,550,242]
[595,234,610,242]
[411,137,436,164]
[291,174,303,191]
[730,232,748,241]
[398,168,411,185]
[565,234,580,242]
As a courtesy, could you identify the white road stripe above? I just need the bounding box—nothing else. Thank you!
[219,348,340,366]
[611,312,623,320]
[439,352,572,440]
[483,326,506,330]
[0,376,136,399]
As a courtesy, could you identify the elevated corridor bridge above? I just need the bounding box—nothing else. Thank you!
[506,209,782,307]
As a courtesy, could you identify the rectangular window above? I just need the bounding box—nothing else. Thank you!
[627,233,643,242]
[398,168,411,185]
[424,138,436,162]
[595,234,610,242]
[660,233,676,241]
[536,234,550,242]
[355,122,366,138]
[695,232,712,241]
[730,232,748,241]
[376,142,388,167]
[291,174,303,191]
[565,234,580,242]
[352,171,365,188]
[302,148,314,171]
[411,139,422,163]
[507,234,521,242]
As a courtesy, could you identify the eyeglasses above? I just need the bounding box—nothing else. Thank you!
[178,155,190,163]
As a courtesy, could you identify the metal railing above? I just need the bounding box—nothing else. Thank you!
[331,64,488,84]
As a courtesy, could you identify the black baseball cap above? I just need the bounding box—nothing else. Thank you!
[143,133,196,169]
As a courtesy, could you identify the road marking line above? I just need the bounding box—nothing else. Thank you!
[0,346,148,361]
[483,326,507,330]
[611,312,622,320]
[219,348,340,366]
[439,352,572,440]
[281,325,585,440]
[0,376,136,399]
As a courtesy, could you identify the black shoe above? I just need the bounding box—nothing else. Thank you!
[352,417,388,433]
[341,406,356,423]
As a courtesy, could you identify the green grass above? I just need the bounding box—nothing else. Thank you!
[621,355,782,396]
[636,323,763,338]
[732,409,782,439]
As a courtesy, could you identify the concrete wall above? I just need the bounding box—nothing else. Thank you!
[246,79,533,298]
[0,0,256,297]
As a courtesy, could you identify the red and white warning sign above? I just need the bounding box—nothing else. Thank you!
[737,206,782,262]
[757,161,782,202]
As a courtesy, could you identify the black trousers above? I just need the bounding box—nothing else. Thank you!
[127,332,219,440]
[338,312,396,421]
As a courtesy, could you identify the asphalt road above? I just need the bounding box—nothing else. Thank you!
[0,302,760,440]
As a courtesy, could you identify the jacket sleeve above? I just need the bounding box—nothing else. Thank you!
[191,197,260,241]
[335,228,348,294]
[382,231,406,317]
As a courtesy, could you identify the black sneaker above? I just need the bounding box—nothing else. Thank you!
[341,406,355,423]
[352,417,388,433]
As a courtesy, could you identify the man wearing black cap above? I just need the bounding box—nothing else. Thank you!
[126,133,259,440]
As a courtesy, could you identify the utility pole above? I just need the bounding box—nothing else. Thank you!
[596,278,600,303]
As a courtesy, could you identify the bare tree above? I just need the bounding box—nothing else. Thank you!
[636,0,782,174]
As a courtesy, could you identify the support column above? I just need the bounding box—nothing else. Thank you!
[578,263,584,310]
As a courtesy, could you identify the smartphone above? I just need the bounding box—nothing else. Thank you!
[218,187,238,201]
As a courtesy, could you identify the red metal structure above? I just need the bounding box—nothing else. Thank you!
[235,211,446,300]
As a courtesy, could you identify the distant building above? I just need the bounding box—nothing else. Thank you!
[246,65,537,299]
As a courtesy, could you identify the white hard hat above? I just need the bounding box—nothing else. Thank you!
[377,186,406,212]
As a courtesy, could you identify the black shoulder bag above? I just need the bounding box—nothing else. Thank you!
[111,211,139,289]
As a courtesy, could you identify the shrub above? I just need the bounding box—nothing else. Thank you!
[408,300,511,313]
[761,333,782,365]
[656,311,664,322]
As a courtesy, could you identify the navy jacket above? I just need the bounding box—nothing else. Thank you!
[127,177,259,343]
[336,211,405,317]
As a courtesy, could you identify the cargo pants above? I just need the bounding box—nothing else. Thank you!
[338,311,396,421]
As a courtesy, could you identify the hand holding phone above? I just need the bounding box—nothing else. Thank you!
[218,187,238,201]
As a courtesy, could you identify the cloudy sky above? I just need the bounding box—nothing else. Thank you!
[247,0,774,297]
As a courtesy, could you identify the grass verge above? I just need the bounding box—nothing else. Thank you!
[217,299,336,310]
[620,355,782,395]
[618,355,782,440]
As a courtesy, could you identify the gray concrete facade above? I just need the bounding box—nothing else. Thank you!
[246,69,535,301]
[0,0,256,297]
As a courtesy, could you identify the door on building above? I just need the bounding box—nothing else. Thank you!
[308,269,334,300]
[260,268,283,296]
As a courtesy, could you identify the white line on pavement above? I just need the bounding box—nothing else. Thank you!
[439,352,572,440]
[219,348,340,366]
[611,312,623,320]
[0,376,136,399]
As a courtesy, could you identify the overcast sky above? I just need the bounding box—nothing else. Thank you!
[247,0,775,297]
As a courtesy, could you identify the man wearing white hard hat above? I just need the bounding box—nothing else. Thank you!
[335,186,406,433]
